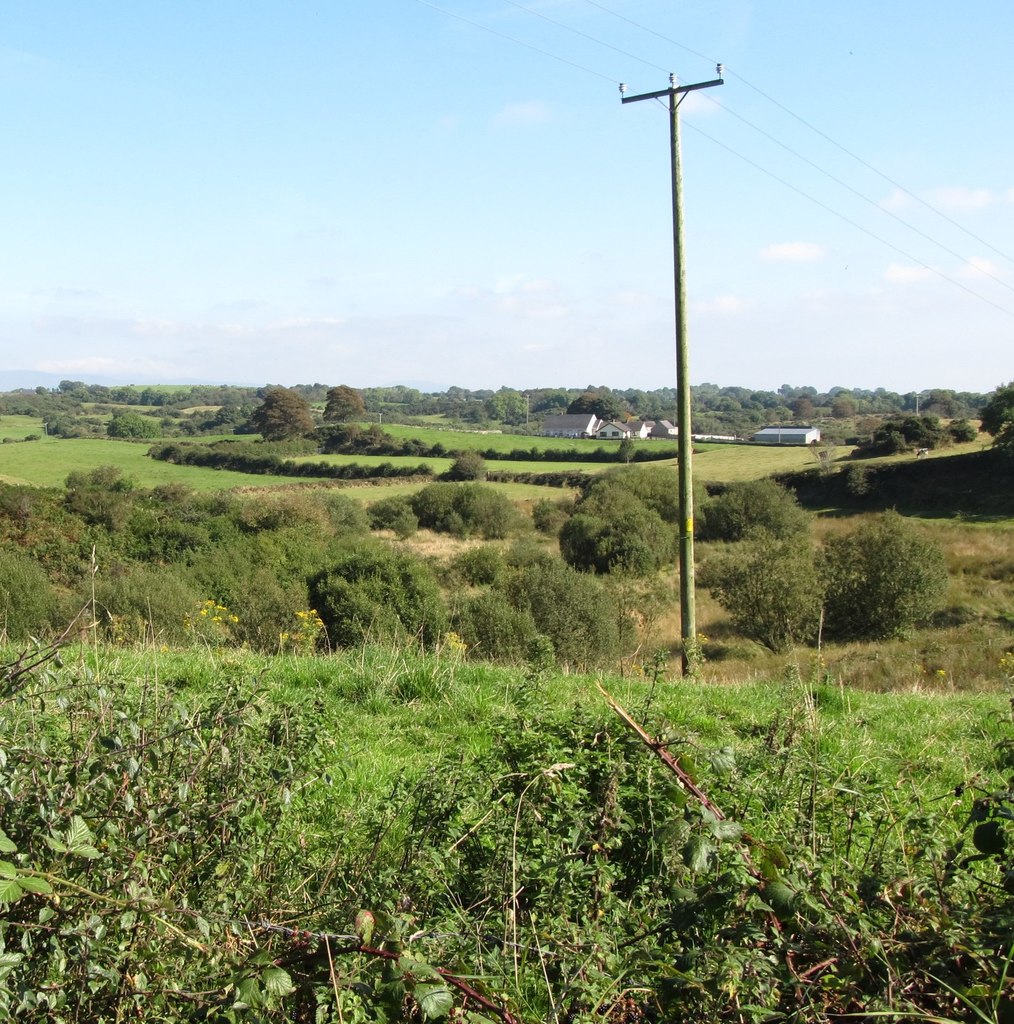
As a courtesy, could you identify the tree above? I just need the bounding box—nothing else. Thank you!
[820,513,948,641]
[107,412,160,439]
[248,387,315,440]
[567,388,625,421]
[980,382,1014,456]
[700,539,823,652]
[323,385,366,423]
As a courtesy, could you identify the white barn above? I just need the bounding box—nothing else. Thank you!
[752,425,821,445]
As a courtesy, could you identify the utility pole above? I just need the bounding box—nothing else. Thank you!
[621,68,723,674]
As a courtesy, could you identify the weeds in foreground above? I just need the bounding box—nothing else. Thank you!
[0,642,1011,1021]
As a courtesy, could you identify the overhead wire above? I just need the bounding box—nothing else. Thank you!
[409,0,616,83]
[580,0,1014,268]
[411,0,1014,317]
[495,0,1014,309]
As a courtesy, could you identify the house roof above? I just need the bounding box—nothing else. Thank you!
[542,413,600,431]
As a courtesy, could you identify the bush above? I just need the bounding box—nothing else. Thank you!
[531,498,571,536]
[0,547,58,640]
[453,591,541,664]
[411,483,518,539]
[451,546,506,586]
[700,539,823,652]
[499,559,625,669]
[442,450,487,481]
[368,496,419,538]
[697,479,810,542]
[948,418,978,443]
[820,513,948,641]
[559,508,675,575]
[90,565,205,646]
[309,543,447,649]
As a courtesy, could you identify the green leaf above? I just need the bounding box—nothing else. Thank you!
[0,828,16,855]
[415,982,454,1020]
[64,816,100,859]
[17,877,53,895]
[682,836,715,874]
[763,880,797,919]
[0,860,18,879]
[262,967,294,998]
[0,878,24,904]
[708,746,736,778]
[708,818,744,842]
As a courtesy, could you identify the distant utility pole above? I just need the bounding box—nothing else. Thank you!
[621,67,724,674]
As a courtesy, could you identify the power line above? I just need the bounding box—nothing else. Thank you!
[498,0,1012,290]
[669,106,1014,319]
[707,97,1014,297]
[412,0,1014,319]
[410,0,617,83]
[580,0,1014,268]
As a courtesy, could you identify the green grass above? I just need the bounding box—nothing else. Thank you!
[0,416,44,441]
[0,436,329,490]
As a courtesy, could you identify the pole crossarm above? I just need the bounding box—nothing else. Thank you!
[620,77,724,104]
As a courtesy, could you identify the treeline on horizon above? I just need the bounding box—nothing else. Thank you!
[0,377,994,441]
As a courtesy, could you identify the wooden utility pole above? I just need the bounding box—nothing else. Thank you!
[621,68,723,673]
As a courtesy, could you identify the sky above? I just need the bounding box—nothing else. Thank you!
[2,0,1012,395]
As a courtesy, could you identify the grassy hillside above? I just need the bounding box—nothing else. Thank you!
[1,640,1010,1022]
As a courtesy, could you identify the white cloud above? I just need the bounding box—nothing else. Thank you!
[882,185,1002,211]
[493,101,551,127]
[960,256,1004,280]
[924,186,994,211]
[694,294,744,314]
[760,242,825,263]
[883,263,935,283]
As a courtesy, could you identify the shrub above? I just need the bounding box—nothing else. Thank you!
[531,498,571,536]
[499,559,624,669]
[0,547,58,640]
[559,508,675,575]
[820,513,948,641]
[107,412,160,439]
[699,539,823,652]
[451,546,506,586]
[309,543,447,649]
[697,479,810,542]
[948,418,978,443]
[442,450,487,481]
[452,591,541,664]
[411,483,518,539]
[368,496,419,538]
[90,565,205,646]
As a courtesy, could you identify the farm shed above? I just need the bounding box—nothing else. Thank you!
[752,425,821,445]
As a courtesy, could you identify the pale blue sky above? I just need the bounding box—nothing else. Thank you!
[2,1,1012,393]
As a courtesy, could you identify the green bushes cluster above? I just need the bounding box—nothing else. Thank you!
[557,469,678,575]
[149,440,432,481]
[697,478,809,542]
[410,483,518,539]
[309,543,448,649]
[701,512,948,650]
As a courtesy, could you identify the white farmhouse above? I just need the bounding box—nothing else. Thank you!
[540,414,601,438]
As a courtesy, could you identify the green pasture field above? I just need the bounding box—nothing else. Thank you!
[0,416,44,440]
[0,436,328,490]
